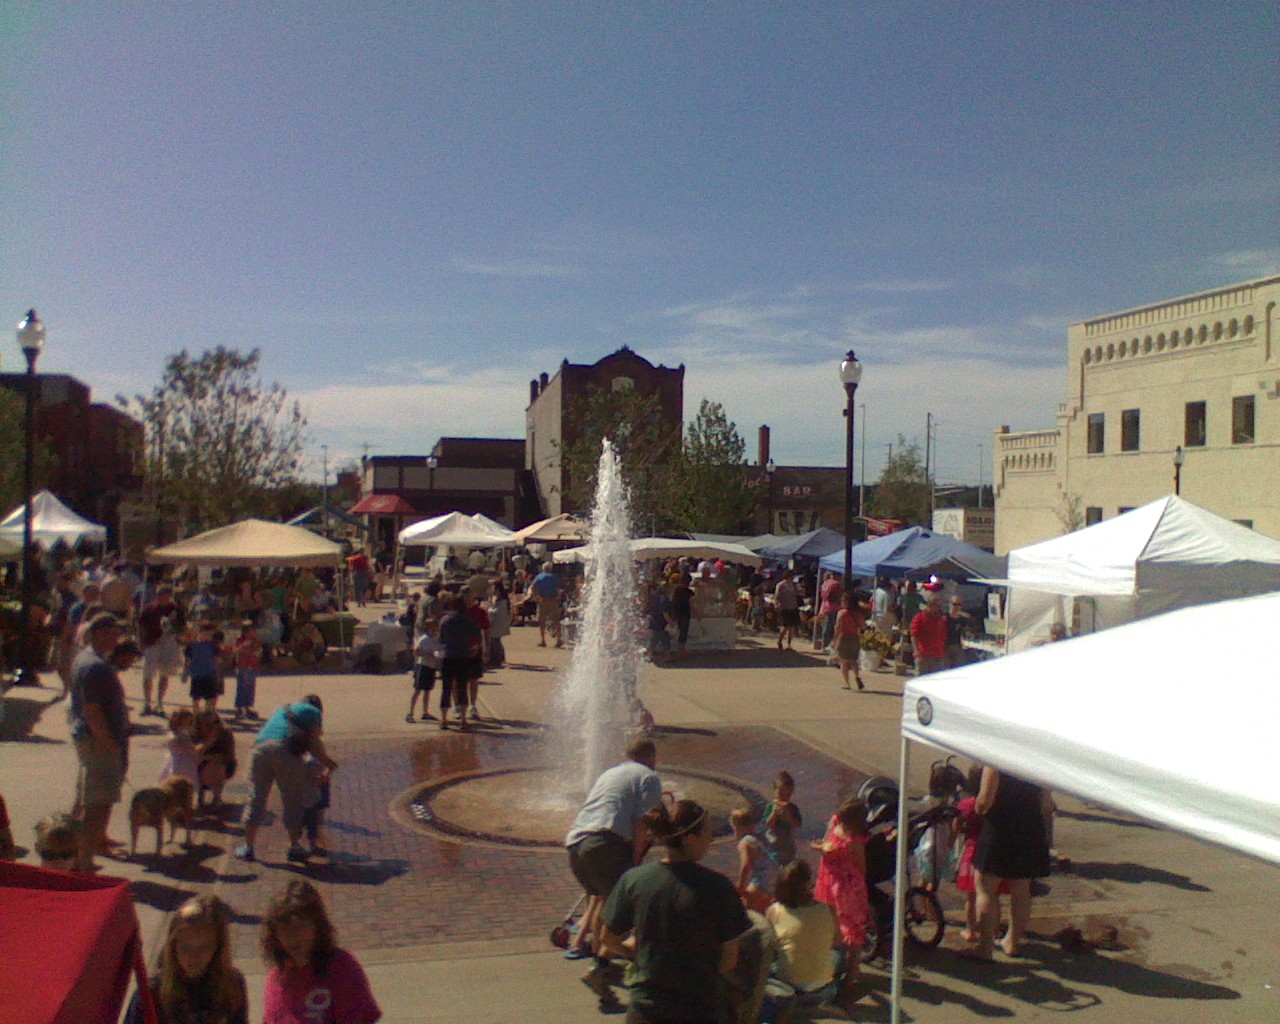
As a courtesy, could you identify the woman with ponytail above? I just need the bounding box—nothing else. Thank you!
[600,799,752,1024]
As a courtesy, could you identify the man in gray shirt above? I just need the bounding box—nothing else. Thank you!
[564,738,663,1007]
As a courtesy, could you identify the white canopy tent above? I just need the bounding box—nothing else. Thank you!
[147,519,342,568]
[552,537,763,566]
[883,591,1280,1021]
[512,514,590,545]
[0,490,107,549]
[397,512,517,548]
[1001,496,1280,652]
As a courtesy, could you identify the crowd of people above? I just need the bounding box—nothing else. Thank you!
[562,739,1054,1022]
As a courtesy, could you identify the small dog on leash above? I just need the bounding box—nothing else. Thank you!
[129,777,195,856]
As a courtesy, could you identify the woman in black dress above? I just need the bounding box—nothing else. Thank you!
[969,766,1051,958]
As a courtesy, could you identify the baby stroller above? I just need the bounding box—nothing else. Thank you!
[857,773,961,961]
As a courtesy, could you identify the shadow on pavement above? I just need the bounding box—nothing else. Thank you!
[301,851,409,886]
[1068,861,1211,891]
[0,690,66,742]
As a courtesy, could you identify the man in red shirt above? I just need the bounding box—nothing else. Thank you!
[910,585,949,676]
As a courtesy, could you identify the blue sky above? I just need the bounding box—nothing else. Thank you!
[3,2,1277,486]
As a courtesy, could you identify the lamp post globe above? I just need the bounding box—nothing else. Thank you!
[839,351,862,592]
[15,310,46,686]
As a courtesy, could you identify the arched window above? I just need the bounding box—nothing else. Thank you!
[1213,322,1223,340]
[1243,315,1255,334]
[1228,318,1238,338]
[1198,324,1208,343]
[1106,343,1115,360]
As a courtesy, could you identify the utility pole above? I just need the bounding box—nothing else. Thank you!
[321,444,330,536]
[977,443,984,508]
[925,413,934,525]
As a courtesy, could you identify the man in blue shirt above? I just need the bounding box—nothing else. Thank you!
[531,561,563,648]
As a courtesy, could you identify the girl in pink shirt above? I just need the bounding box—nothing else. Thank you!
[261,880,381,1024]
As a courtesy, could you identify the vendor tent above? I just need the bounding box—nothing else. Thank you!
[0,490,107,549]
[1001,495,1280,652]
[0,861,154,1024]
[817,526,1004,581]
[287,504,368,534]
[147,519,342,567]
[757,527,846,562]
[398,511,517,547]
[553,537,763,566]
[512,514,590,544]
[882,591,1280,1021]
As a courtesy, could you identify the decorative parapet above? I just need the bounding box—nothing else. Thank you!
[996,429,1060,474]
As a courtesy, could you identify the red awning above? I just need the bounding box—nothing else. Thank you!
[348,494,418,515]
[0,861,154,1024]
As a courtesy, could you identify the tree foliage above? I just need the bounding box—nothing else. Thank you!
[121,347,308,533]
[1055,490,1085,533]
[555,383,680,534]
[868,434,931,525]
[666,400,756,534]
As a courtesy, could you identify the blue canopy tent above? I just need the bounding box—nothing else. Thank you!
[817,526,1005,581]
[757,527,847,563]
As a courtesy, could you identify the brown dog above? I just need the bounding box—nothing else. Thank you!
[129,777,195,856]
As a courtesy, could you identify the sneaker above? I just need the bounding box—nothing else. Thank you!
[141,704,153,717]
[405,713,416,723]
[287,844,310,864]
[420,712,435,721]
[439,718,449,730]
[233,844,255,862]
[247,709,260,720]
[469,704,480,719]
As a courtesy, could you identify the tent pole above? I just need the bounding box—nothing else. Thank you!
[889,733,911,1024]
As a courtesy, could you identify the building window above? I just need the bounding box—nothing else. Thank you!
[1232,395,1255,445]
[1087,413,1105,454]
[1118,506,1135,514]
[1121,409,1140,452]
[1184,401,1207,447]
[1234,519,1254,529]
[1085,507,1103,526]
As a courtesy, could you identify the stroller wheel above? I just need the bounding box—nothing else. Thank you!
[904,885,946,948]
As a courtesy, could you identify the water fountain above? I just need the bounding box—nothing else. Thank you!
[401,440,766,848]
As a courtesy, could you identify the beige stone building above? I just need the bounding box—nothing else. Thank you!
[994,274,1280,554]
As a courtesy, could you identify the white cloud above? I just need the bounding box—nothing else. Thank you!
[1211,249,1280,279]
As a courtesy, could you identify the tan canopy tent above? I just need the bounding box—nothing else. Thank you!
[512,514,590,544]
[147,519,343,568]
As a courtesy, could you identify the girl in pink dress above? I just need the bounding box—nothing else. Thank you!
[813,797,870,974]
[954,767,1009,941]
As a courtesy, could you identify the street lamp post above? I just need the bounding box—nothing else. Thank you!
[764,458,776,533]
[15,310,46,686]
[840,351,863,592]
[1173,445,1184,496]
[426,453,439,499]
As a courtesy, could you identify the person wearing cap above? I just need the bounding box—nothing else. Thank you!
[68,612,130,871]
[910,583,949,676]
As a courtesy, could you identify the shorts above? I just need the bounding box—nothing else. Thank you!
[75,736,125,807]
[190,674,219,701]
[537,596,561,624]
[468,656,485,681]
[143,637,182,679]
[780,608,801,628]
[835,635,860,661]
[674,614,691,644]
[568,832,633,897]
[414,665,437,692]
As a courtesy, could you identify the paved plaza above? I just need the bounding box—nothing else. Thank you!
[2,605,1277,1023]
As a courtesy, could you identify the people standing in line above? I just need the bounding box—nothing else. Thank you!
[564,738,664,1007]
[812,797,870,982]
[774,569,800,651]
[137,585,185,717]
[236,694,337,864]
[909,585,949,676]
[68,612,130,872]
[531,561,563,648]
[833,591,867,690]
[124,894,248,1024]
[598,798,752,1023]
[437,597,480,730]
[965,767,1052,960]
[260,880,381,1024]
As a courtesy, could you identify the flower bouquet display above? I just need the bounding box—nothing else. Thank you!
[859,627,893,671]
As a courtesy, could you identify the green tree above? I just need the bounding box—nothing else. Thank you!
[868,434,931,525]
[1055,490,1085,533]
[0,388,58,516]
[667,399,756,533]
[554,383,680,533]
[121,347,309,534]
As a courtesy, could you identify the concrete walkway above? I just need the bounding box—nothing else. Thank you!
[2,604,1277,1023]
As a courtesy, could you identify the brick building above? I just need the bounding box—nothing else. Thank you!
[525,347,684,517]
[0,373,142,546]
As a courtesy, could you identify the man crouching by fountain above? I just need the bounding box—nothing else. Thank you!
[565,737,663,1012]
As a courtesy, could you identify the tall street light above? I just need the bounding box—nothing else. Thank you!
[15,310,46,686]
[840,351,862,591]
[1173,445,1184,496]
